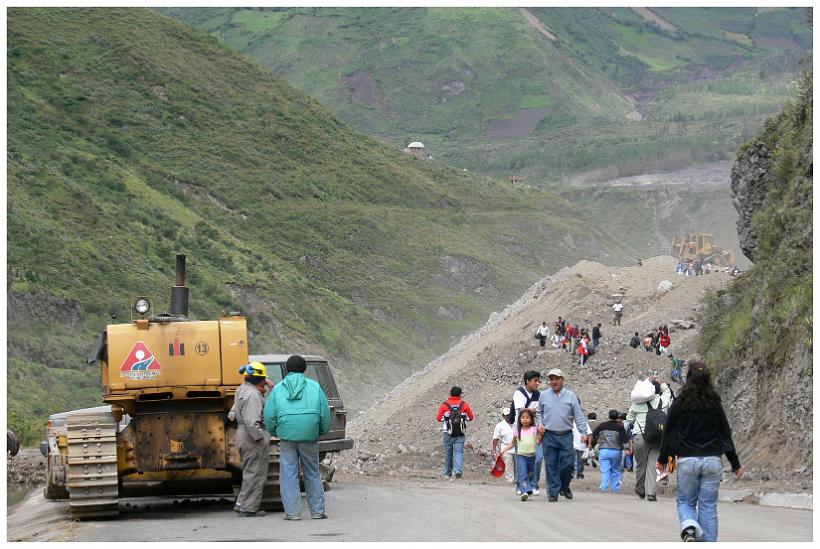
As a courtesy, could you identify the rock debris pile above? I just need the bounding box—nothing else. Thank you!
[338,257,734,480]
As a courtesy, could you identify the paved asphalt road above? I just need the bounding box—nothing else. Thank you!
[7,480,812,542]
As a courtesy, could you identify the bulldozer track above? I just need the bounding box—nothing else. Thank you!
[66,411,119,519]
[261,443,283,512]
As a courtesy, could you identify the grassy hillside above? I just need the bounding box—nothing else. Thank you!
[699,72,812,373]
[8,8,653,443]
[163,7,811,181]
[697,73,812,470]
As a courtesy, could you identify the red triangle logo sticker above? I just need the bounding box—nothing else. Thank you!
[120,341,163,372]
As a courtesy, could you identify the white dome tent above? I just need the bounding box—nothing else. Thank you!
[404,141,427,157]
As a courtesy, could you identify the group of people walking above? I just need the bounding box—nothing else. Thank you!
[548,317,602,367]
[458,369,589,502]
[630,326,672,355]
[676,258,740,277]
[629,327,687,384]
[441,360,742,541]
[677,259,707,276]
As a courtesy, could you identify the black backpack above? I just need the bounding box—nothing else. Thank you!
[445,401,467,437]
[505,387,540,425]
[641,398,667,445]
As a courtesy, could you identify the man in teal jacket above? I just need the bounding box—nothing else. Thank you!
[263,355,331,520]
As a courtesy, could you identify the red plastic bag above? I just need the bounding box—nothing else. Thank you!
[490,454,505,478]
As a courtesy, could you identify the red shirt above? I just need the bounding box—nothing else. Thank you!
[436,396,475,422]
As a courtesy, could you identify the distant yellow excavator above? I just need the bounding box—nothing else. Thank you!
[670,232,736,267]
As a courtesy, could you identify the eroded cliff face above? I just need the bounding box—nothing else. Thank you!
[700,72,812,480]
[731,143,773,263]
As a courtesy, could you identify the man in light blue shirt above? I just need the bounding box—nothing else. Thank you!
[535,368,589,501]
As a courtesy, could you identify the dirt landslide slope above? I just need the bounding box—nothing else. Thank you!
[337,256,813,494]
[337,257,734,479]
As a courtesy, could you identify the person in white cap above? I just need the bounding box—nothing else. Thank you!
[535,368,590,502]
[492,407,515,483]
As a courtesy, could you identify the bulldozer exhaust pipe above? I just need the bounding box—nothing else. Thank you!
[170,254,189,318]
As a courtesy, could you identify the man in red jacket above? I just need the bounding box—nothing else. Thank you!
[436,386,475,481]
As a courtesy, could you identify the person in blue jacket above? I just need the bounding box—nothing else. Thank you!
[264,355,331,520]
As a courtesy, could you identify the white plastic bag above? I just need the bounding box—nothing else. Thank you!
[631,379,656,404]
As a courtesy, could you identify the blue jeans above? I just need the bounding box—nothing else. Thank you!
[515,454,535,494]
[575,450,585,475]
[442,433,465,477]
[531,443,543,490]
[676,456,723,542]
[542,431,574,497]
[598,448,623,492]
[279,440,325,518]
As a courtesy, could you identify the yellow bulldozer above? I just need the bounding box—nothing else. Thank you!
[670,232,736,267]
[41,255,352,519]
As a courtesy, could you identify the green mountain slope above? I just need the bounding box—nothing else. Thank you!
[8,8,652,442]
[163,7,810,181]
[698,73,812,472]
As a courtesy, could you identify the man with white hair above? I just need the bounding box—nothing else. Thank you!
[535,368,590,502]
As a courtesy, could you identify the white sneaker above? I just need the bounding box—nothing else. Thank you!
[532,489,540,496]
[516,490,522,496]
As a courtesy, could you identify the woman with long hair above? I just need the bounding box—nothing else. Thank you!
[657,361,743,542]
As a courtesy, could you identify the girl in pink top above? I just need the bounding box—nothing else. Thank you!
[502,408,538,500]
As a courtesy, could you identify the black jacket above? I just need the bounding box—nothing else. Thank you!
[658,399,741,470]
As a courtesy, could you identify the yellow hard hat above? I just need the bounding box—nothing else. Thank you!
[239,361,267,378]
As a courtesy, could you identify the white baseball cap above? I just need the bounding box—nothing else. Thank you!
[547,368,564,378]
[501,407,511,416]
